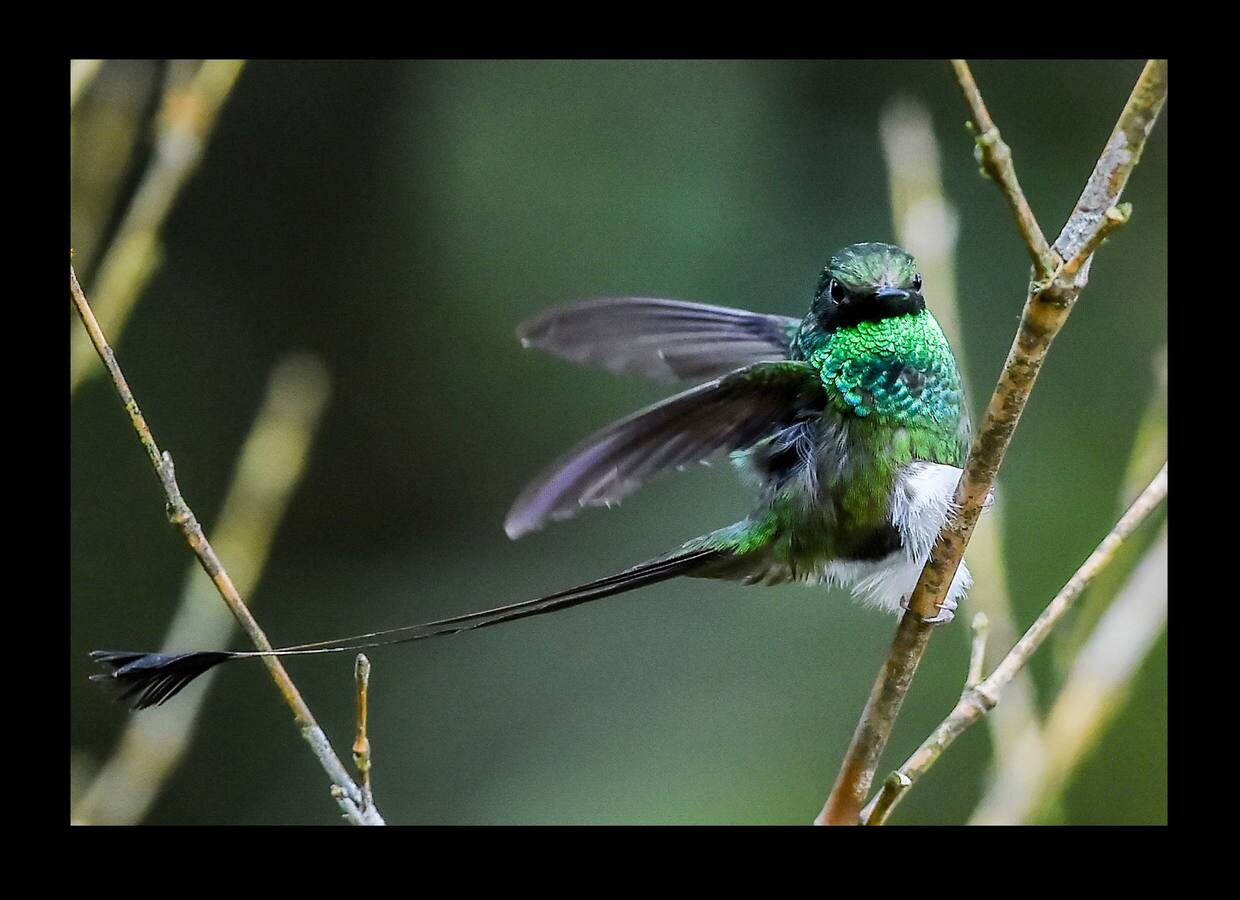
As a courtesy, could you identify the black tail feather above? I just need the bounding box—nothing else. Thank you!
[89,546,726,711]
[408,547,721,637]
[90,650,237,711]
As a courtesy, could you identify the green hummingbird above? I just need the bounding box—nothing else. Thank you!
[90,242,973,710]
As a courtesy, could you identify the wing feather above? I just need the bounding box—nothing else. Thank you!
[504,361,826,538]
[517,298,800,382]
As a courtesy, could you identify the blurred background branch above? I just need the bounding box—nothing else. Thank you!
[71,61,160,275]
[73,354,332,825]
[70,60,246,395]
[1056,347,1168,668]
[70,59,103,113]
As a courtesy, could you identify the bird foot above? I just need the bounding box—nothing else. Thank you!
[899,595,956,625]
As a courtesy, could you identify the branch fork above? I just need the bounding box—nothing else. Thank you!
[817,59,1166,826]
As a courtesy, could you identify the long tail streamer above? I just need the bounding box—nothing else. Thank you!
[91,548,721,710]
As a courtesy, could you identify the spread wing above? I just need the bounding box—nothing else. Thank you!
[504,361,827,538]
[517,298,801,382]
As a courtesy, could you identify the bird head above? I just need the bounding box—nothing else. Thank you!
[808,242,925,332]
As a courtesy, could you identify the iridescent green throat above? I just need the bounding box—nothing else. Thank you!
[800,310,965,466]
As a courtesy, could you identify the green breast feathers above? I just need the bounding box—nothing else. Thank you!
[808,311,967,467]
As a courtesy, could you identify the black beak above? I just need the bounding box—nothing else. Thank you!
[873,287,912,303]
[869,286,925,316]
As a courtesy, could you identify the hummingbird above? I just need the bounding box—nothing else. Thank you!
[90,242,973,710]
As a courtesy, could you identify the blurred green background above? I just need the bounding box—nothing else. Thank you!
[70,60,1166,824]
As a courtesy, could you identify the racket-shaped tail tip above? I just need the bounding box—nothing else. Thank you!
[89,649,235,711]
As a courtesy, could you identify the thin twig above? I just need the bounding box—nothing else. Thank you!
[70,59,246,395]
[817,59,1167,826]
[879,95,1044,776]
[71,265,384,826]
[950,60,1058,281]
[1062,203,1131,279]
[862,465,1167,825]
[862,770,911,829]
[353,654,375,810]
[72,355,332,825]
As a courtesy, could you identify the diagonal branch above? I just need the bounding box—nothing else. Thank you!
[879,94,1045,783]
[71,265,385,826]
[816,59,1167,826]
[72,355,333,824]
[1052,60,1168,267]
[950,60,1058,281]
[862,465,1167,825]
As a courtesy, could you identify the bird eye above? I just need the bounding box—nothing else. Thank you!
[912,274,923,291]
[829,280,847,303]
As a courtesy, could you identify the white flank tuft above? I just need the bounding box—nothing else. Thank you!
[824,462,975,614]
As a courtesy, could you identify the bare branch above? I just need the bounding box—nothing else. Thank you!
[73,355,333,824]
[950,60,1058,281]
[71,265,384,826]
[1052,60,1167,267]
[1062,203,1131,279]
[879,94,1045,778]
[862,465,1167,825]
[817,59,1167,826]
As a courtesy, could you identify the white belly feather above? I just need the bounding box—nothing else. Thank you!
[822,462,974,615]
